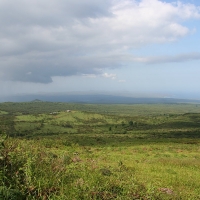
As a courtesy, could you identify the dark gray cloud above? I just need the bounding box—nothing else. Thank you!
[0,0,200,83]
[0,0,112,26]
[3,53,122,83]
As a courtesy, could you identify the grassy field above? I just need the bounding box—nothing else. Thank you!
[1,102,200,199]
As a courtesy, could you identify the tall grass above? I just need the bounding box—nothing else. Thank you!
[1,133,200,199]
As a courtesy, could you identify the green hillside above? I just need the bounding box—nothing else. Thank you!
[1,102,200,199]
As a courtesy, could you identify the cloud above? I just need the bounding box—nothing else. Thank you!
[102,73,117,80]
[0,0,200,83]
[118,80,126,83]
[82,74,97,78]
[131,52,200,64]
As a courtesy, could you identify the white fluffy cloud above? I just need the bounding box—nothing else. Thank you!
[102,73,117,79]
[0,0,200,83]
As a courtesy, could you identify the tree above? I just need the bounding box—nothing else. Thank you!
[129,121,134,126]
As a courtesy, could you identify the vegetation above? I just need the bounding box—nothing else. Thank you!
[1,102,200,199]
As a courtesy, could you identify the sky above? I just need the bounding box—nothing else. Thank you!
[1,0,200,100]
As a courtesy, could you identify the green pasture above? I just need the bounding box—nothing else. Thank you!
[10,110,200,139]
[0,110,8,115]
[1,102,200,199]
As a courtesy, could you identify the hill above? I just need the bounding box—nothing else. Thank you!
[1,93,200,104]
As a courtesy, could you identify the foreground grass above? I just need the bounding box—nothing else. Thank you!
[1,134,200,199]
